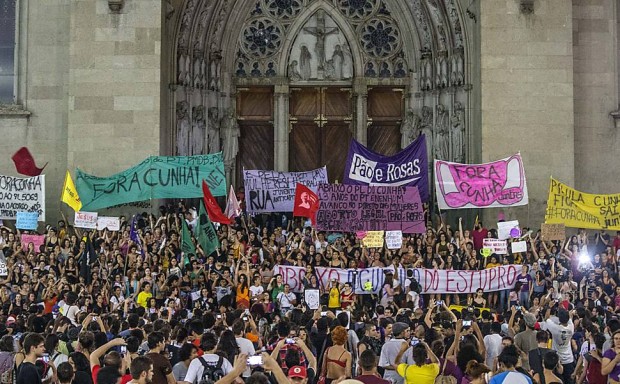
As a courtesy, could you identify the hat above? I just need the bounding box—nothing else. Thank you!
[392,322,409,336]
[288,366,307,379]
[523,313,537,328]
[501,323,509,335]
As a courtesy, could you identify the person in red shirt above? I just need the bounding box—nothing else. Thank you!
[89,338,132,384]
[355,349,390,384]
[612,231,620,254]
[472,221,489,251]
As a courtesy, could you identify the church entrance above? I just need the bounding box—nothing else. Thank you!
[289,87,352,182]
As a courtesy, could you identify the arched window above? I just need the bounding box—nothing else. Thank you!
[0,0,17,104]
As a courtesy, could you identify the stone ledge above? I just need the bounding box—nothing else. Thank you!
[0,104,31,117]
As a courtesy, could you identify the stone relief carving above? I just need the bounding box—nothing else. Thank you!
[435,53,448,89]
[191,106,205,155]
[193,51,206,89]
[221,108,240,167]
[209,49,222,91]
[444,0,464,48]
[434,103,449,160]
[303,10,339,70]
[299,45,312,80]
[207,107,221,153]
[420,106,434,166]
[288,60,302,81]
[426,0,448,51]
[176,101,190,156]
[450,101,465,162]
[400,109,421,149]
[177,0,197,51]
[411,0,432,51]
[450,49,464,87]
[420,52,433,91]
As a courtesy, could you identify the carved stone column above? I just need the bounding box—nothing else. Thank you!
[274,84,289,171]
[352,78,368,145]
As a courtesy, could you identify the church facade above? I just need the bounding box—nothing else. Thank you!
[0,0,618,226]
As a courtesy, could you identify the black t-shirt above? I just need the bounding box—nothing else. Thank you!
[17,362,42,384]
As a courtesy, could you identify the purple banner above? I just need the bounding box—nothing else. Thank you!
[343,135,429,202]
[315,184,426,233]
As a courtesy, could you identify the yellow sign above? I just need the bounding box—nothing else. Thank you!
[362,231,384,248]
[545,177,620,230]
[480,248,491,257]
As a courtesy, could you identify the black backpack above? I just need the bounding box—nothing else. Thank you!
[198,356,225,384]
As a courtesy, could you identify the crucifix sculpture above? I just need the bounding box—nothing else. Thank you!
[303,10,339,71]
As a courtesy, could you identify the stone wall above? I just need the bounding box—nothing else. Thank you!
[573,1,619,194]
[67,0,162,175]
[480,0,575,227]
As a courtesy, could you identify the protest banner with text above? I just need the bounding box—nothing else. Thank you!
[434,154,528,209]
[21,234,45,251]
[96,216,120,231]
[0,175,45,221]
[275,264,518,294]
[343,136,429,201]
[541,223,565,241]
[75,212,98,229]
[76,154,225,211]
[243,167,328,213]
[483,238,508,254]
[16,212,38,230]
[316,184,425,233]
[362,231,384,247]
[545,177,620,230]
[385,231,403,249]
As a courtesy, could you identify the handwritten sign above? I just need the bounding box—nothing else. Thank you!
[96,216,120,231]
[497,220,519,240]
[74,211,98,229]
[511,241,527,253]
[385,230,403,249]
[16,211,39,230]
[362,231,384,247]
[244,168,328,213]
[541,223,565,241]
[275,264,519,294]
[76,154,225,211]
[316,184,425,233]
[0,175,45,221]
[21,234,45,251]
[483,238,507,254]
[304,289,320,310]
[435,154,528,209]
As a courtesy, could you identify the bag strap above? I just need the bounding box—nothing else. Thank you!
[440,358,448,376]
[320,347,330,376]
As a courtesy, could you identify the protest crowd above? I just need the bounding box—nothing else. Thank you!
[1,197,619,384]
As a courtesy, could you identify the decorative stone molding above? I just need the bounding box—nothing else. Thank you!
[0,104,31,117]
[610,107,620,128]
[108,0,124,13]
[519,0,534,14]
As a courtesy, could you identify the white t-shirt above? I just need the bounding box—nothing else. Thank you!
[183,354,233,383]
[483,333,503,368]
[249,285,264,299]
[64,305,80,326]
[489,371,532,384]
[236,337,255,377]
[541,318,574,364]
[276,291,296,308]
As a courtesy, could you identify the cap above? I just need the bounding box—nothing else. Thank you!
[288,366,307,379]
[392,322,409,336]
[523,313,536,328]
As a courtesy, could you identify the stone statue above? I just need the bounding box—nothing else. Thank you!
[207,107,220,153]
[420,55,433,91]
[400,109,421,149]
[434,104,450,160]
[332,45,344,80]
[221,108,240,166]
[299,46,312,80]
[209,49,222,91]
[324,59,335,80]
[450,102,465,162]
[420,106,433,165]
[288,60,302,81]
[302,10,338,71]
[191,106,205,155]
[176,101,190,156]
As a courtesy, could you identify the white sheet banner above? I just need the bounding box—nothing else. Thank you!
[483,238,508,254]
[96,216,120,231]
[274,264,519,294]
[0,174,46,221]
[434,154,528,209]
[243,167,328,213]
[75,211,98,229]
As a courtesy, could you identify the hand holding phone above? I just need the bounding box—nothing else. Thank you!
[247,355,263,366]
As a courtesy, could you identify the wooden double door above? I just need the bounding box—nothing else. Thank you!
[289,87,352,183]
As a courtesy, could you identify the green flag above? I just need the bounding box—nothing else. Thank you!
[195,201,219,257]
[180,218,196,266]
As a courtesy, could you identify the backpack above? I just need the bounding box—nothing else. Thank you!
[198,356,225,384]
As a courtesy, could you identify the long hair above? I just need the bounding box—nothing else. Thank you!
[216,330,239,364]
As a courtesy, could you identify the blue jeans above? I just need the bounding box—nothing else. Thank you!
[519,291,530,309]
[499,289,509,311]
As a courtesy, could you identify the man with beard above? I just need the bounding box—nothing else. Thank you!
[127,357,154,384]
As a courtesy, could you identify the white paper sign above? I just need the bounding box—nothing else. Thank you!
[304,289,320,310]
[97,216,120,231]
[385,231,403,249]
[74,211,98,229]
[483,238,508,255]
[497,220,519,240]
[511,241,527,253]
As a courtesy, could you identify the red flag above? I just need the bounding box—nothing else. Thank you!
[11,147,47,176]
[293,183,320,225]
[202,180,233,224]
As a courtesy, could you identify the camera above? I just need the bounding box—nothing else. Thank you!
[120,346,127,355]
[436,300,444,306]
[462,320,472,327]
[247,355,263,366]
[285,338,295,344]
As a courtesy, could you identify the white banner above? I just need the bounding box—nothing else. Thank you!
[243,167,328,213]
[385,230,403,249]
[0,175,46,221]
[483,238,508,255]
[97,216,120,231]
[75,211,98,229]
[274,264,519,294]
[511,241,527,253]
[497,220,519,240]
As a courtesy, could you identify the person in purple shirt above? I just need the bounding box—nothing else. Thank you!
[517,265,533,309]
[601,330,620,382]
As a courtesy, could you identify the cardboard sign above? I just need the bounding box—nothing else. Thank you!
[385,230,403,249]
[74,211,98,229]
[483,238,507,254]
[541,223,565,241]
[498,220,520,240]
[96,216,120,231]
[362,231,384,247]
[16,212,38,230]
[511,241,527,253]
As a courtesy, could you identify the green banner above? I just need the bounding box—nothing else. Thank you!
[196,201,219,257]
[76,154,226,211]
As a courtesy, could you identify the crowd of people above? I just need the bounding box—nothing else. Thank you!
[1,199,618,384]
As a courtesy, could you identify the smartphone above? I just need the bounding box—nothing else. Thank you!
[515,306,522,311]
[321,311,327,316]
[41,353,50,363]
[120,346,127,355]
[436,300,443,306]
[462,320,472,327]
[285,338,295,344]
[410,339,419,346]
[242,316,248,321]
[247,355,263,366]
[217,314,222,319]
[92,316,98,321]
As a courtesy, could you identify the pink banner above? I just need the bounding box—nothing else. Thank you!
[434,154,528,209]
[21,234,45,252]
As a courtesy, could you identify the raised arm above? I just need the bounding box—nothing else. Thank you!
[90,338,126,369]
